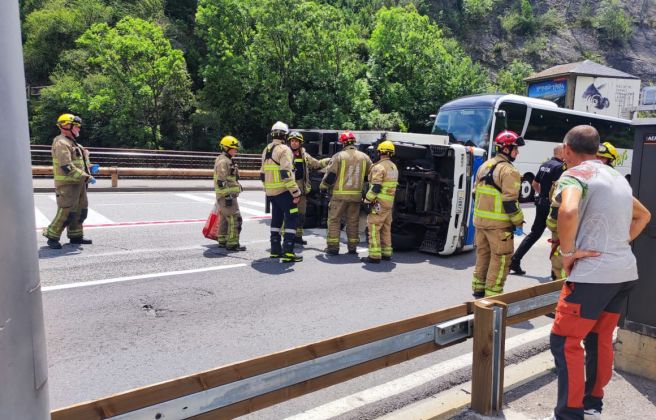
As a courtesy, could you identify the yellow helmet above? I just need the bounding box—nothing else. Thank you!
[288,131,304,143]
[597,141,618,166]
[57,113,82,128]
[377,140,395,155]
[219,135,240,151]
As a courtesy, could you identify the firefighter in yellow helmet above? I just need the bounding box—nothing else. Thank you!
[472,130,525,298]
[260,121,303,262]
[286,131,330,245]
[214,135,245,251]
[320,130,372,255]
[597,141,619,167]
[43,113,98,249]
[362,140,398,264]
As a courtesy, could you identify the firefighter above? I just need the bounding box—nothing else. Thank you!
[43,113,98,249]
[286,131,330,245]
[214,135,245,251]
[597,141,619,167]
[261,121,303,263]
[546,183,566,281]
[320,130,372,255]
[471,130,525,298]
[361,140,398,264]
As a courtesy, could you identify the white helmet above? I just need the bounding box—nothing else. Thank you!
[271,121,289,140]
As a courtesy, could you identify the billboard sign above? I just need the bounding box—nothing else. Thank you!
[574,76,640,119]
[528,79,567,107]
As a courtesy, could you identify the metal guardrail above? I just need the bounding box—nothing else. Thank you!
[51,280,564,420]
[32,166,260,187]
[30,145,262,170]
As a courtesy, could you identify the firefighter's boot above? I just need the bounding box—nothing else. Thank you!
[70,237,92,245]
[47,239,62,249]
[270,233,282,258]
[281,234,302,263]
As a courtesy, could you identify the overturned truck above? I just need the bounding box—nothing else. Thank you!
[296,130,487,256]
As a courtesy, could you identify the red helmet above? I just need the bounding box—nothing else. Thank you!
[339,130,356,144]
[494,130,525,148]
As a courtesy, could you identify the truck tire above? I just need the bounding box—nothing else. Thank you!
[392,230,420,250]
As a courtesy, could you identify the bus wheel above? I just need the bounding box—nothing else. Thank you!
[519,174,534,203]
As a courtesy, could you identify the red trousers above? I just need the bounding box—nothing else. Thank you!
[550,281,635,420]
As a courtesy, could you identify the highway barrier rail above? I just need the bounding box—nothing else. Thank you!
[51,280,564,420]
[32,166,260,187]
[30,145,262,170]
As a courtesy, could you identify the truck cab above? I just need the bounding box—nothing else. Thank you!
[298,130,486,256]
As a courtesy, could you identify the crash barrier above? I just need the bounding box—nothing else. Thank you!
[51,280,564,420]
[32,166,260,187]
[30,145,262,170]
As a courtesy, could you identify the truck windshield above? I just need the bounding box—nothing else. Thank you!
[432,108,493,149]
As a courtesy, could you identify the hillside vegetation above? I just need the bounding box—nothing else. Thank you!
[21,0,656,151]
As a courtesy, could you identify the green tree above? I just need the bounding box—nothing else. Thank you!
[23,0,114,85]
[593,0,633,44]
[32,17,193,149]
[367,5,489,132]
[494,60,533,94]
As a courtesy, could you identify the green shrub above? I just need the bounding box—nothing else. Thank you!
[462,0,494,21]
[593,0,633,43]
[540,8,563,33]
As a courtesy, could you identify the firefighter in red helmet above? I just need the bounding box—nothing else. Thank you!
[471,130,525,298]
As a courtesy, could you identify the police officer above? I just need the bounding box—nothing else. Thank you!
[287,131,330,245]
[597,141,619,167]
[43,113,98,249]
[362,141,398,264]
[214,135,245,251]
[472,130,525,298]
[320,130,372,255]
[509,144,566,275]
[261,122,303,263]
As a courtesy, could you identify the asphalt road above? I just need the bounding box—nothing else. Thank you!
[35,191,554,418]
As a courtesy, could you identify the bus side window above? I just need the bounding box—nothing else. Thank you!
[495,102,527,138]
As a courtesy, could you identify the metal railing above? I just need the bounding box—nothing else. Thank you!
[51,280,564,420]
[30,145,262,170]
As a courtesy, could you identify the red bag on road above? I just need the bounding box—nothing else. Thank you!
[203,203,220,240]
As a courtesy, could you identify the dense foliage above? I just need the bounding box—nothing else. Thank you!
[22,0,634,151]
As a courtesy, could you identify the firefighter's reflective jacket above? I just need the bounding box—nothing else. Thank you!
[260,139,301,197]
[51,134,91,186]
[214,152,241,198]
[365,158,398,209]
[321,145,372,202]
[473,154,523,229]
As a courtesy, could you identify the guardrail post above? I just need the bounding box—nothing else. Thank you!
[471,299,508,415]
[111,167,118,187]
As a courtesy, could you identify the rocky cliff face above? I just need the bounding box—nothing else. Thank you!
[431,0,656,85]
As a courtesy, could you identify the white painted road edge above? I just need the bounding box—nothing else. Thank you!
[284,324,553,420]
[41,263,246,292]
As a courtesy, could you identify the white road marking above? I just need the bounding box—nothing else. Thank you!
[176,193,266,216]
[42,263,247,292]
[284,324,553,420]
[34,206,50,229]
[201,193,266,209]
[47,196,114,224]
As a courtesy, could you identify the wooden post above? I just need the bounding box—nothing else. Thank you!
[110,167,118,188]
[471,299,508,415]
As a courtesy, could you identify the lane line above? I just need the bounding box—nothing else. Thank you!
[34,206,50,229]
[33,215,271,231]
[201,193,266,209]
[48,196,114,224]
[176,193,266,216]
[284,324,553,420]
[42,263,247,292]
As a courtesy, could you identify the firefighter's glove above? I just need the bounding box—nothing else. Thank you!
[88,176,97,185]
[225,197,233,207]
[90,164,100,174]
[513,226,524,236]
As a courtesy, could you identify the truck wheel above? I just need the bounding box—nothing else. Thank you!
[392,230,419,250]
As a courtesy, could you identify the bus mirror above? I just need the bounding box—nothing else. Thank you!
[495,110,507,119]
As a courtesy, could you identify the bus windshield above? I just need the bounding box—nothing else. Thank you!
[432,108,493,149]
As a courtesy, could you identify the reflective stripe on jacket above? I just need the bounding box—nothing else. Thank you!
[366,158,398,209]
[323,145,372,202]
[473,155,523,229]
[51,135,90,186]
[214,153,241,197]
[260,140,301,197]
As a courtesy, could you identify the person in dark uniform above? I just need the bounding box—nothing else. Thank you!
[509,144,566,275]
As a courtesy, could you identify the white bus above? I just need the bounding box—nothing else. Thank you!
[432,94,634,201]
